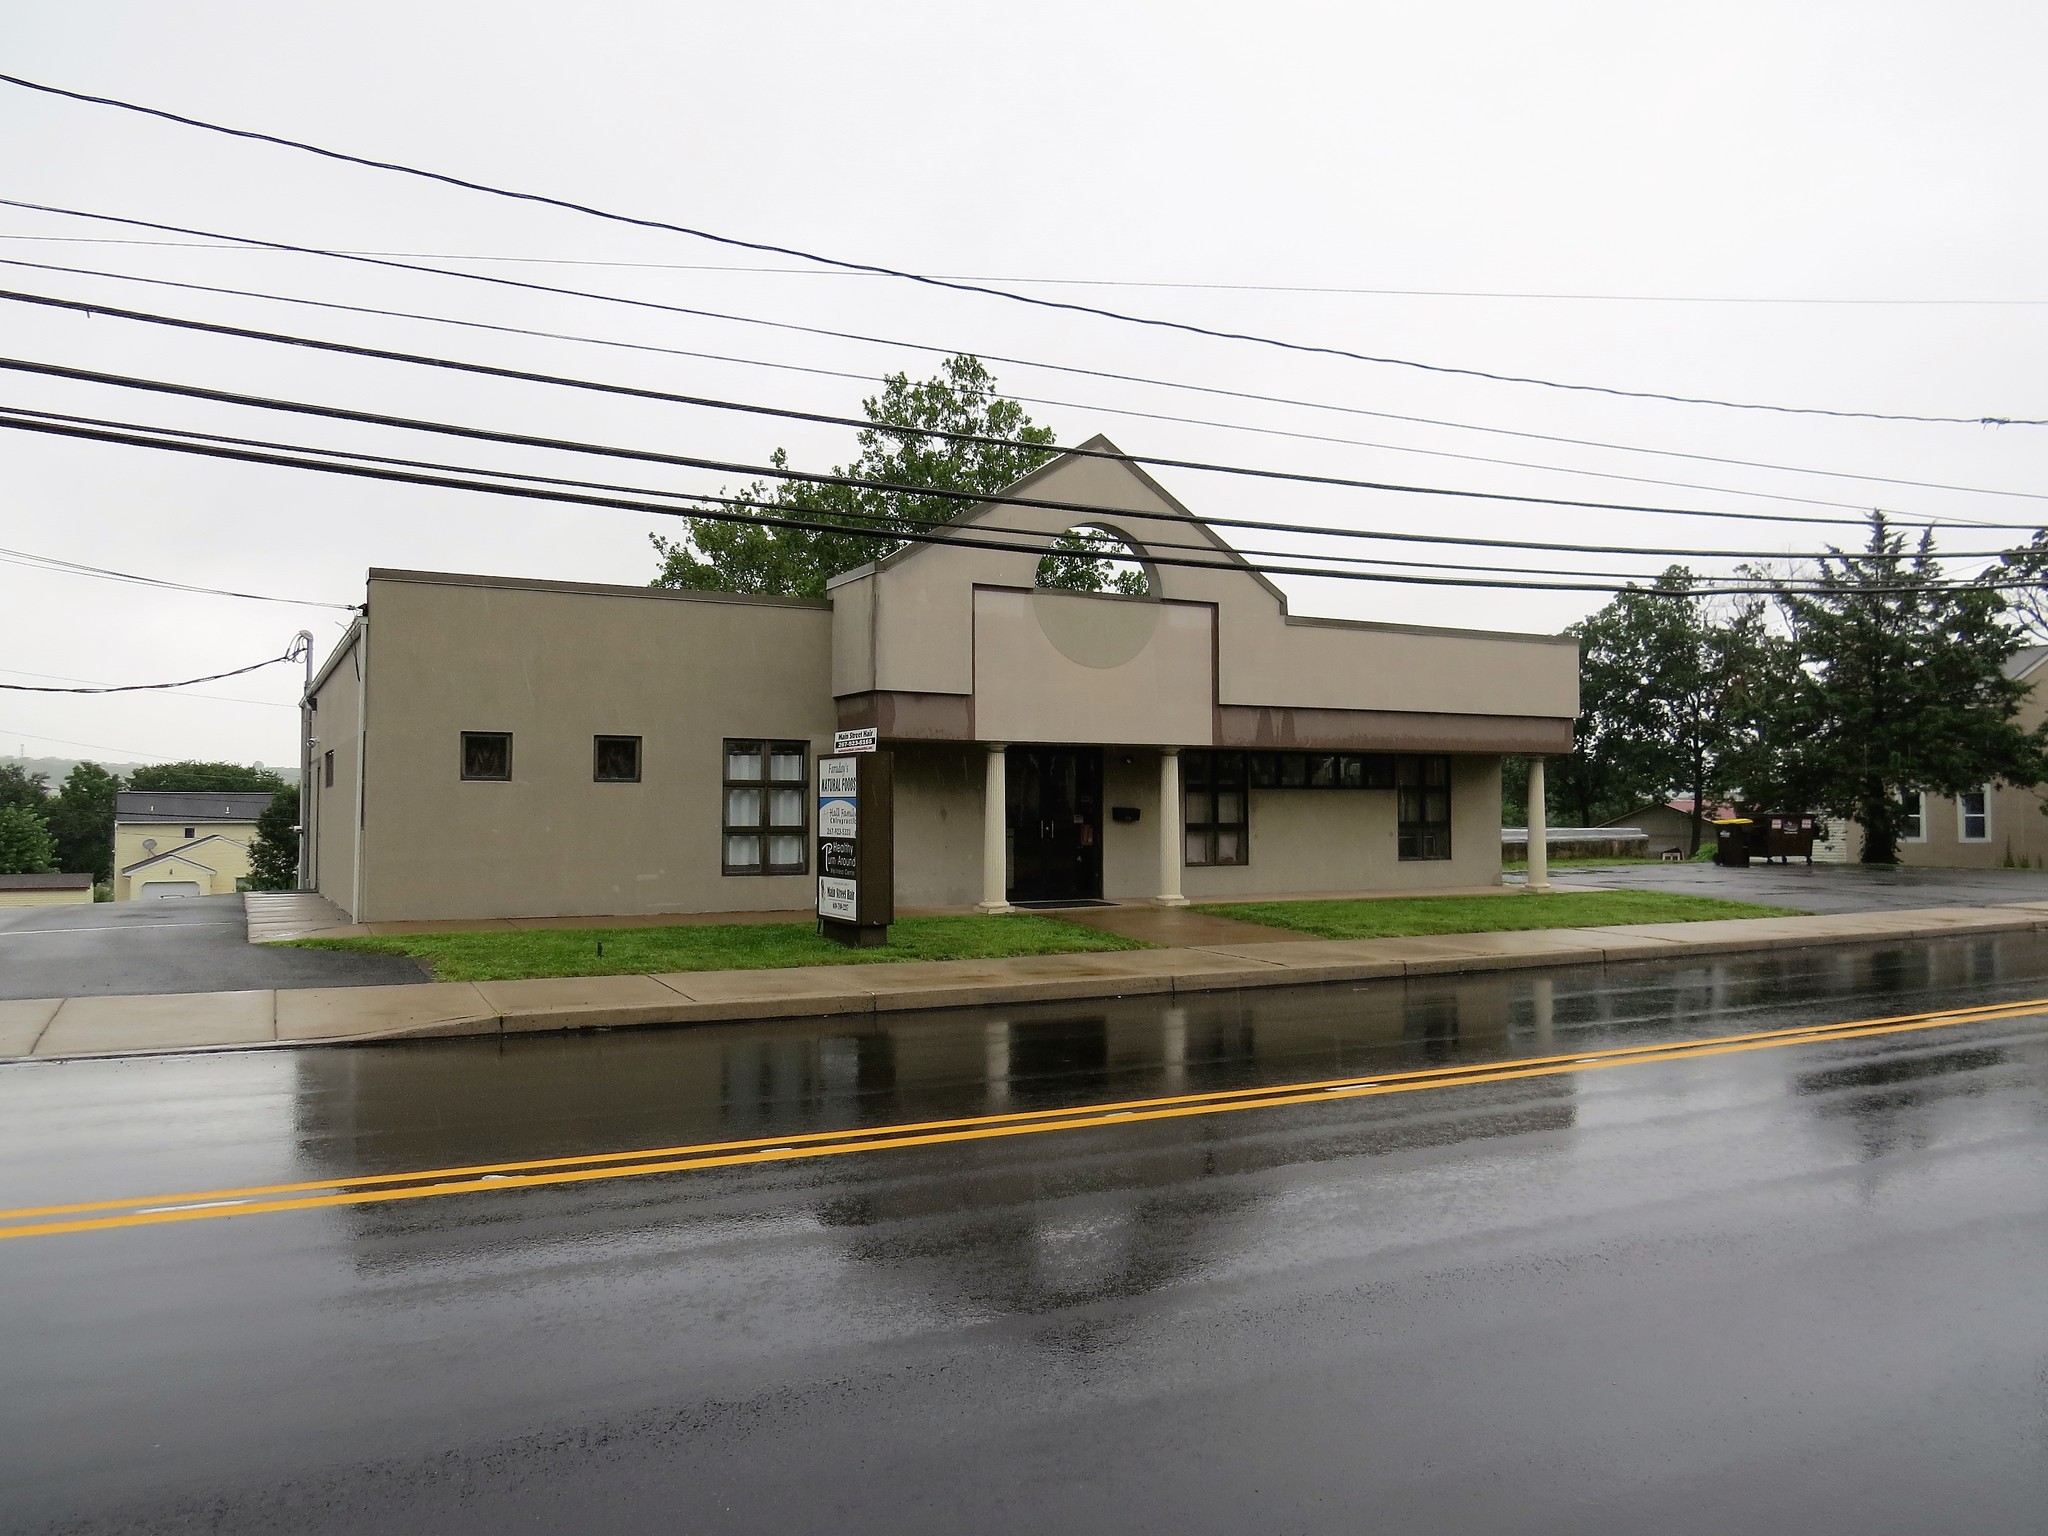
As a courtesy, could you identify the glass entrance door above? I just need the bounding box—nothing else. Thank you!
[1005,746,1104,903]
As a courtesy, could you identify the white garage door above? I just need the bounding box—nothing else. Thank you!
[139,881,202,900]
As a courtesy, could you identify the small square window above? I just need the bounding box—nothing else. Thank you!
[461,732,512,781]
[183,826,195,839]
[594,735,641,783]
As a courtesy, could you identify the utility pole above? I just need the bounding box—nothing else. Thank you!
[292,630,314,891]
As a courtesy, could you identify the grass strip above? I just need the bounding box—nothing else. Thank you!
[288,913,1146,983]
[1198,889,1805,940]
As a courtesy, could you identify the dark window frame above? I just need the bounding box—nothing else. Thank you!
[1183,750,1249,867]
[460,731,513,781]
[322,749,335,789]
[722,738,809,877]
[1246,751,1395,790]
[1397,754,1453,860]
[593,734,643,784]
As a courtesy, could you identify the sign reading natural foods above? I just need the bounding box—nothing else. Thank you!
[816,748,893,946]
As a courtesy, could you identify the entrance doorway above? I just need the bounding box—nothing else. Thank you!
[1006,746,1104,904]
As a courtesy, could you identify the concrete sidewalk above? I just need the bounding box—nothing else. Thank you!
[11,900,2048,1063]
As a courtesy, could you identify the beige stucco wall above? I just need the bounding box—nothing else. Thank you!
[831,444,1579,733]
[353,572,836,922]
[307,623,365,918]
[1181,756,1503,899]
[0,886,94,907]
[973,589,1216,746]
[114,825,255,899]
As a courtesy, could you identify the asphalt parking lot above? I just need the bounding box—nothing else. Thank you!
[0,895,426,1001]
[1545,858,2048,913]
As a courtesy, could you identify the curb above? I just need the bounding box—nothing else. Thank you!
[8,904,2047,1063]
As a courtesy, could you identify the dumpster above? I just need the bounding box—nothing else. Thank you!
[1752,812,1819,865]
[1712,818,1753,867]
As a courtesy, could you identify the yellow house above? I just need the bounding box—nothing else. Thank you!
[113,790,273,900]
[0,872,95,908]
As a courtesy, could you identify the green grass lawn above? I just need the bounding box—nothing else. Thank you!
[1199,889,1806,941]
[288,913,1147,983]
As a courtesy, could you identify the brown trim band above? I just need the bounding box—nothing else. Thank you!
[836,691,975,740]
[1217,705,1573,755]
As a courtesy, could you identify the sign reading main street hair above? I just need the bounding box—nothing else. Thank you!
[816,750,893,945]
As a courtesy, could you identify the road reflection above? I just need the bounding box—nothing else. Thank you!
[286,930,2048,1292]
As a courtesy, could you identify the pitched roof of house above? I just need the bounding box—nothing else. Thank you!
[114,790,275,823]
[0,871,93,890]
[2005,645,2048,682]
[120,836,242,876]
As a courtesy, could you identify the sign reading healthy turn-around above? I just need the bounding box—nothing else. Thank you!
[817,746,894,946]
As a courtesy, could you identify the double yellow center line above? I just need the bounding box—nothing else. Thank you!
[4,994,2043,1243]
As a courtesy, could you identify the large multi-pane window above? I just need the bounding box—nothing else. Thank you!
[1899,789,1925,841]
[1396,754,1452,860]
[1183,751,1248,866]
[723,739,808,875]
[1958,786,1990,842]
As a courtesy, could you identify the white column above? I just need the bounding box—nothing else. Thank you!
[978,743,1013,913]
[1526,754,1551,891]
[1158,747,1189,906]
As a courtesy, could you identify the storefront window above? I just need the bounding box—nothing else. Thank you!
[1397,755,1452,860]
[1183,751,1248,866]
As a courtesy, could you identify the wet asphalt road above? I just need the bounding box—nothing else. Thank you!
[2,934,2045,1534]
[0,894,424,1000]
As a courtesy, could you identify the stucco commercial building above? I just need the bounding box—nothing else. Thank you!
[303,441,1580,923]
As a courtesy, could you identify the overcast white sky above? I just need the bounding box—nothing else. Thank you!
[2,1,2044,770]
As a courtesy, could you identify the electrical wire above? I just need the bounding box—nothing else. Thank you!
[0,665,296,708]
[0,406,2025,599]
[0,726,168,761]
[7,250,2031,522]
[12,199,2042,513]
[0,651,297,693]
[11,289,2048,543]
[5,358,2035,564]
[8,232,2048,304]
[0,543,353,610]
[4,71,2039,427]
[0,403,1791,585]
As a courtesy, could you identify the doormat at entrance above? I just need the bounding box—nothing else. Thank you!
[1009,899,1118,909]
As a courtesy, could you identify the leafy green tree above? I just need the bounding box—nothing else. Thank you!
[1771,515,2047,864]
[0,803,57,874]
[0,764,50,816]
[652,355,1059,598]
[1565,569,1790,852]
[247,785,301,891]
[126,762,287,793]
[45,762,123,884]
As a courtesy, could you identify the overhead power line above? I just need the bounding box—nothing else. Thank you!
[7,231,2047,305]
[0,650,298,693]
[0,542,353,609]
[0,403,1859,585]
[0,664,297,708]
[0,406,2027,599]
[8,250,2032,522]
[9,289,2047,540]
[13,200,2043,513]
[6,355,2038,564]
[3,72,2039,428]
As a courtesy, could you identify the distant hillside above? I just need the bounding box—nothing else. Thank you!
[4,755,161,787]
